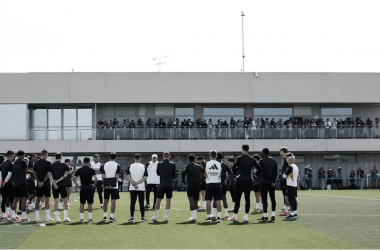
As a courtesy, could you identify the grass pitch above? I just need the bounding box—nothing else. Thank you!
[0,190,379,249]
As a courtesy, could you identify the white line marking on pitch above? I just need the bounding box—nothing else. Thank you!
[298,193,380,201]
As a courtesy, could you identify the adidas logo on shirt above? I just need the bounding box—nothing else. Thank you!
[209,164,218,170]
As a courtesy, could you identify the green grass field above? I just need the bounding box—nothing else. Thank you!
[1,190,380,249]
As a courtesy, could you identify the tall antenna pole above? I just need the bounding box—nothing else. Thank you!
[241,11,245,73]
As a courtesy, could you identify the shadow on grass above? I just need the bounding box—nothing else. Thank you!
[226,221,250,226]
[94,221,110,226]
[149,221,169,225]
[67,221,83,226]
[118,222,141,225]
[175,221,197,225]
[196,222,219,226]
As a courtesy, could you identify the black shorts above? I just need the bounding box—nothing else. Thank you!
[66,183,72,188]
[157,187,173,199]
[14,184,28,198]
[222,185,227,195]
[52,186,68,199]
[200,181,206,191]
[104,189,120,200]
[253,185,261,193]
[205,183,222,201]
[27,182,36,195]
[36,184,51,197]
[187,186,200,200]
[80,190,94,204]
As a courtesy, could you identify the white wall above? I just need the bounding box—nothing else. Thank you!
[0,72,379,104]
[0,104,28,140]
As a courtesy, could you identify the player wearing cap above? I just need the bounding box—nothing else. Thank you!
[204,150,223,223]
[145,154,159,209]
[91,154,104,208]
[126,154,148,223]
[73,157,97,222]
[151,151,176,221]
[182,154,204,221]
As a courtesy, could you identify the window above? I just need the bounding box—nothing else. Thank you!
[34,109,47,127]
[175,108,194,121]
[253,108,292,123]
[48,109,61,140]
[323,154,356,162]
[321,108,353,121]
[203,108,244,124]
[155,106,174,116]
[64,109,77,140]
[78,109,92,140]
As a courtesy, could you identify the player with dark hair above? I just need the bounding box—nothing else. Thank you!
[229,144,260,222]
[101,152,121,222]
[126,154,148,223]
[151,151,176,221]
[182,154,204,221]
[49,152,71,223]
[196,155,207,209]
[59,158,73,210]
[91,154,104,208]
[73,157,97,222]
[279,147,290,216]
[213,152,231,218]
[252,154,263,212]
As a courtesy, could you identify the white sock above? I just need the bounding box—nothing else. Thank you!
[224,208,228,215]
[233,213,237,219]
[244,213,248,219]
[286,206,290,212]
[284,206,288,213]
[193,210,197,218]
[11,210,15,218]
[6,207,10,214]
[197,201,200,206]
[80,213,84,219]
[256,203,260,209]
[63,210,68,220]
[212,208,216,216]
[207,214,211,218]
[233,202,235,208]
[88,212,92,219]
[190,211,194,218]
[264,213,268,217]
[45,209,50,220]
[272,211,276,217]
[110,213,115,218]
[295,210,298,215]
[284,204,286,210]
[22,212,26,219]
[165,209,170,217]
[28,204,31,210]
[55,211,59,221]
[291,211,295,216]
[154,210,158,217]
[217,212,221,218]
[32,202,35,208]
[35,210,40,219]
[2,213,6,217]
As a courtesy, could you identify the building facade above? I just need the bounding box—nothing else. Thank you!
[0,72,379,188]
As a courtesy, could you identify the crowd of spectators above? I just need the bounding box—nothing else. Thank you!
[96,116,380,140]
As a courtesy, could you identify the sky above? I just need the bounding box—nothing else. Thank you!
[0,0,379,72]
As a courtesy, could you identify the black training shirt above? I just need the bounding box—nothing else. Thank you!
[75,166,96,191]
[49,161,69,187]
[28,161,35,182]
[232,154,260,181]
[12,159,27,186]
[182,163,204,187]
[156,160,176,188]
[0,160,13,186]
[257,156,278,184]
[281,157,288,180]
[220,162,231,186]
[33,159,52,186]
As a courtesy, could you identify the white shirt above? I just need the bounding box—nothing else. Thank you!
[91,161,103,181]
[283,163,299,187]
[205,160,222,184]
[127,163,147,191]
[146,161,160,184]
[324,121,331,128]
[101,161,121,189]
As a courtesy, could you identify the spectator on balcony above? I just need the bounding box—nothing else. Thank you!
[356,117,364,138]
[347,117,356,138]
[137,118,144,139]
[375,117,380,138]
[175,118,181,139]
[293,119,300,139]
[310,119,317,138]
[324,118,332,139]
[97,119,105,139]
[301,119,308,139]
[287,120,293,139]
[106,119,114,139]
[230,117,237,139]
[331,118,337,139]
[248,119,256,139]
[167,119,174,139]
[237,119,244,139]
[120,119,129,139]
[113,118,120,138]
[337,118,345,138]
[158,118,166,139]
[207,119,213,139]
[366,118,373,138]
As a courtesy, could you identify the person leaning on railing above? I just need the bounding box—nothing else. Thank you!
[370,166,378,189]
[318,167,326,190]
